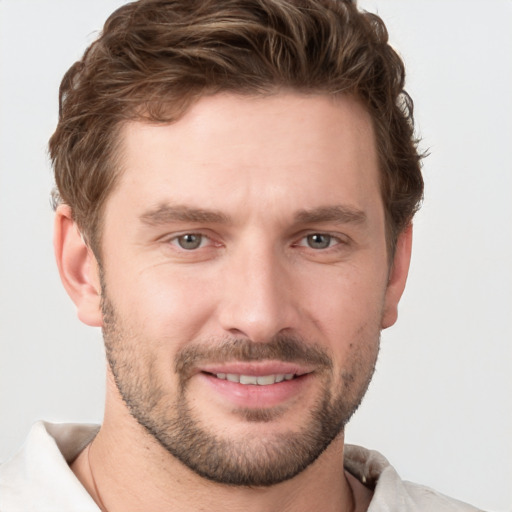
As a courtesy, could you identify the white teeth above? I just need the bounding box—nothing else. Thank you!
[215,373,296,385]
[240,375,258,385]
[256,375,276,385]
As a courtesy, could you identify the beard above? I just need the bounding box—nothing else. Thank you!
[101,291,379,487]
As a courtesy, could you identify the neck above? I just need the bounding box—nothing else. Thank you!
[71,388,357,512]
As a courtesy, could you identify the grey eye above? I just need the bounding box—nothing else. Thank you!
[306,234,332,249]
[177,234,203,250]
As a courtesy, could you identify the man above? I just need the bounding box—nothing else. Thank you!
[0,0,483,510]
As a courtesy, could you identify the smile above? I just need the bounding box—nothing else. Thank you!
[199,368,314,407]
[212,373,302,385]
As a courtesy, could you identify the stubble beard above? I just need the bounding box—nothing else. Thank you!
[101,293,380,487]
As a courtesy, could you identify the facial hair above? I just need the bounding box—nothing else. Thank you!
[101,291,379,487]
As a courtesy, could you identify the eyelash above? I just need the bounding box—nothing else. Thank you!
[169,233,215,251]
[166,231,347,252]
[295,233,346,250]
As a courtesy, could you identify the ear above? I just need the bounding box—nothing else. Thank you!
[381,224,413,329]
[54,205,103,327]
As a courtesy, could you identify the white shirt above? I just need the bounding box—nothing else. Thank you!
[0,422,483,511]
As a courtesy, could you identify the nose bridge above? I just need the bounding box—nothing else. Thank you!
[218,235,297,342]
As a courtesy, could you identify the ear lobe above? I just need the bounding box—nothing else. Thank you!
[54,205,103,327]
[381,224,413,329]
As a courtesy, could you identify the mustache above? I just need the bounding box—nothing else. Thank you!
[175,334,333,377]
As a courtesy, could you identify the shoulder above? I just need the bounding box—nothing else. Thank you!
[0,421,100,511]
[400,481,484,511]
[344,444,484,512]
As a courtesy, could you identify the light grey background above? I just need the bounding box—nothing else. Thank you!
[1,1,511,511]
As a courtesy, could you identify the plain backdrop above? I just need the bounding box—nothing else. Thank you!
[0,1,511,511]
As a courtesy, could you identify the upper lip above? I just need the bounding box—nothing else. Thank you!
[197,361,315,377]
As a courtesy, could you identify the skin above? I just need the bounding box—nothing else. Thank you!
[55,92,412,512]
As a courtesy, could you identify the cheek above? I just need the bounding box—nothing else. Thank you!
[303,265,388,336]
[107,264,221,343]
[299,266,385,385]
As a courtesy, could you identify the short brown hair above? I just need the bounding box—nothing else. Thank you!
[49,0,424,256]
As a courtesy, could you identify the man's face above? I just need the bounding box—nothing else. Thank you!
[96,92,400,486]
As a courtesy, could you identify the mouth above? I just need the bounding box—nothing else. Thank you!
[205,372,306,386]
[196,365,315,409]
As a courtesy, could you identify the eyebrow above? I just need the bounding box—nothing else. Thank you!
[140,203,366,228]
[140,204,230,226]
[294,205,367,225]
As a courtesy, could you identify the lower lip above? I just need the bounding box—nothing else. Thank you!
[198,372,313,409]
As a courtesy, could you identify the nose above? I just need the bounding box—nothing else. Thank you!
[217,240,301,342]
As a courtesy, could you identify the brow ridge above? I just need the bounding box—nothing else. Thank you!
[140,204,230,225]
[140,203,366,227]
[294,205,367,225]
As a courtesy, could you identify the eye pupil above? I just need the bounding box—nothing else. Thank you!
[178,234,202,250]
[307,234,331,249]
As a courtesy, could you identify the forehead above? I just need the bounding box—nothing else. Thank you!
[109,92,381,223]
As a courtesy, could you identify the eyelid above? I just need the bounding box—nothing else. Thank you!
[170,233,206,250]
[164,230,223,250]
[294,231,349,248]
